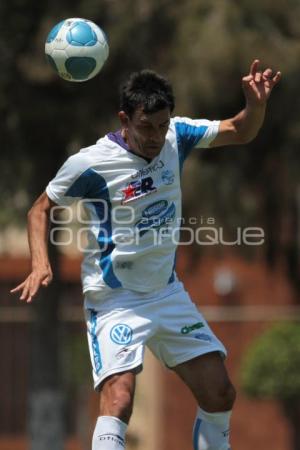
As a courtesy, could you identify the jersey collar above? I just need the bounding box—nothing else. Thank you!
[107,130,152,163]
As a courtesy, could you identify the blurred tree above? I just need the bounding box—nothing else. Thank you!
[172,0,300,294]
[241,323,300,450]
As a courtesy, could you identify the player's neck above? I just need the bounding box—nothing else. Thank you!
[121,129,152,162]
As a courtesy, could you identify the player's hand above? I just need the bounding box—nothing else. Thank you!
[10,265,53,303]
[242,59,281,106]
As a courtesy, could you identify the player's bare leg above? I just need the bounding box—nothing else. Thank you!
[174,351,236,450]
[92,371,137,450]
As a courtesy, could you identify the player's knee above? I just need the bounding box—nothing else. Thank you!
[100,373,135,423]
[201,381,236,412]
[219,382,236,410]
[113,388,134,420]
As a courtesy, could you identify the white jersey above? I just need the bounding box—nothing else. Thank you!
[46,116,219,295]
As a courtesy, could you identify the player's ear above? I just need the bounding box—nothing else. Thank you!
[118,111,129,127]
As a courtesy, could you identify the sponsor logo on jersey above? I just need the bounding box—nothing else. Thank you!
[110,324,133,345]
[161,169,175,185]
[131,159,164,179]
[122,176,157,204]
[181,322,205,334]
[143,200,168,217]
[135,200,176,236]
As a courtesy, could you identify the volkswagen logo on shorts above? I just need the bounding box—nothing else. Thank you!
[110,324,133,345]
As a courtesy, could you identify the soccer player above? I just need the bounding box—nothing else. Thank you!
[11,60,280,450]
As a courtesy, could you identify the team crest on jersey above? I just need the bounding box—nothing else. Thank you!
[161,169,175,185]
[121,176,157,204]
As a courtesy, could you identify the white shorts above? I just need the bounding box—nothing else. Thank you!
[84,281,226,389]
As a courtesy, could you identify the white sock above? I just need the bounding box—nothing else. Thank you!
[92,416,127,449]
[193,407,232,450]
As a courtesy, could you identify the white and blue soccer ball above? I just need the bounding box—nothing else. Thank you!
[45,18,109,82]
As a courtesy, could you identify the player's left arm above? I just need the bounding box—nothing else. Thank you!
[210,59,281,148]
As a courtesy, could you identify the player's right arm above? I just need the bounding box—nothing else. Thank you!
[11,149,95,302]
[10,192,56,303]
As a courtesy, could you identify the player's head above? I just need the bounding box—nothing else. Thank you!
[118,70,175,160]
[120,69,175,117]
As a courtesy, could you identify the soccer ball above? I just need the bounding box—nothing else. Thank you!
[45,18,109,82]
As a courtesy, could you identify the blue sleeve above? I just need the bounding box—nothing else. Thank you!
[66,168,109,200]
[173,117,219,170]
[46,152,109,206]
[176,122,208,156]
[175,121,208,170]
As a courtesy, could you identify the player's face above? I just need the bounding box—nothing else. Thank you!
[119,107,170,160]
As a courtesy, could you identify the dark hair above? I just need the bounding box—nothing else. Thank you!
[120,69,175,118]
